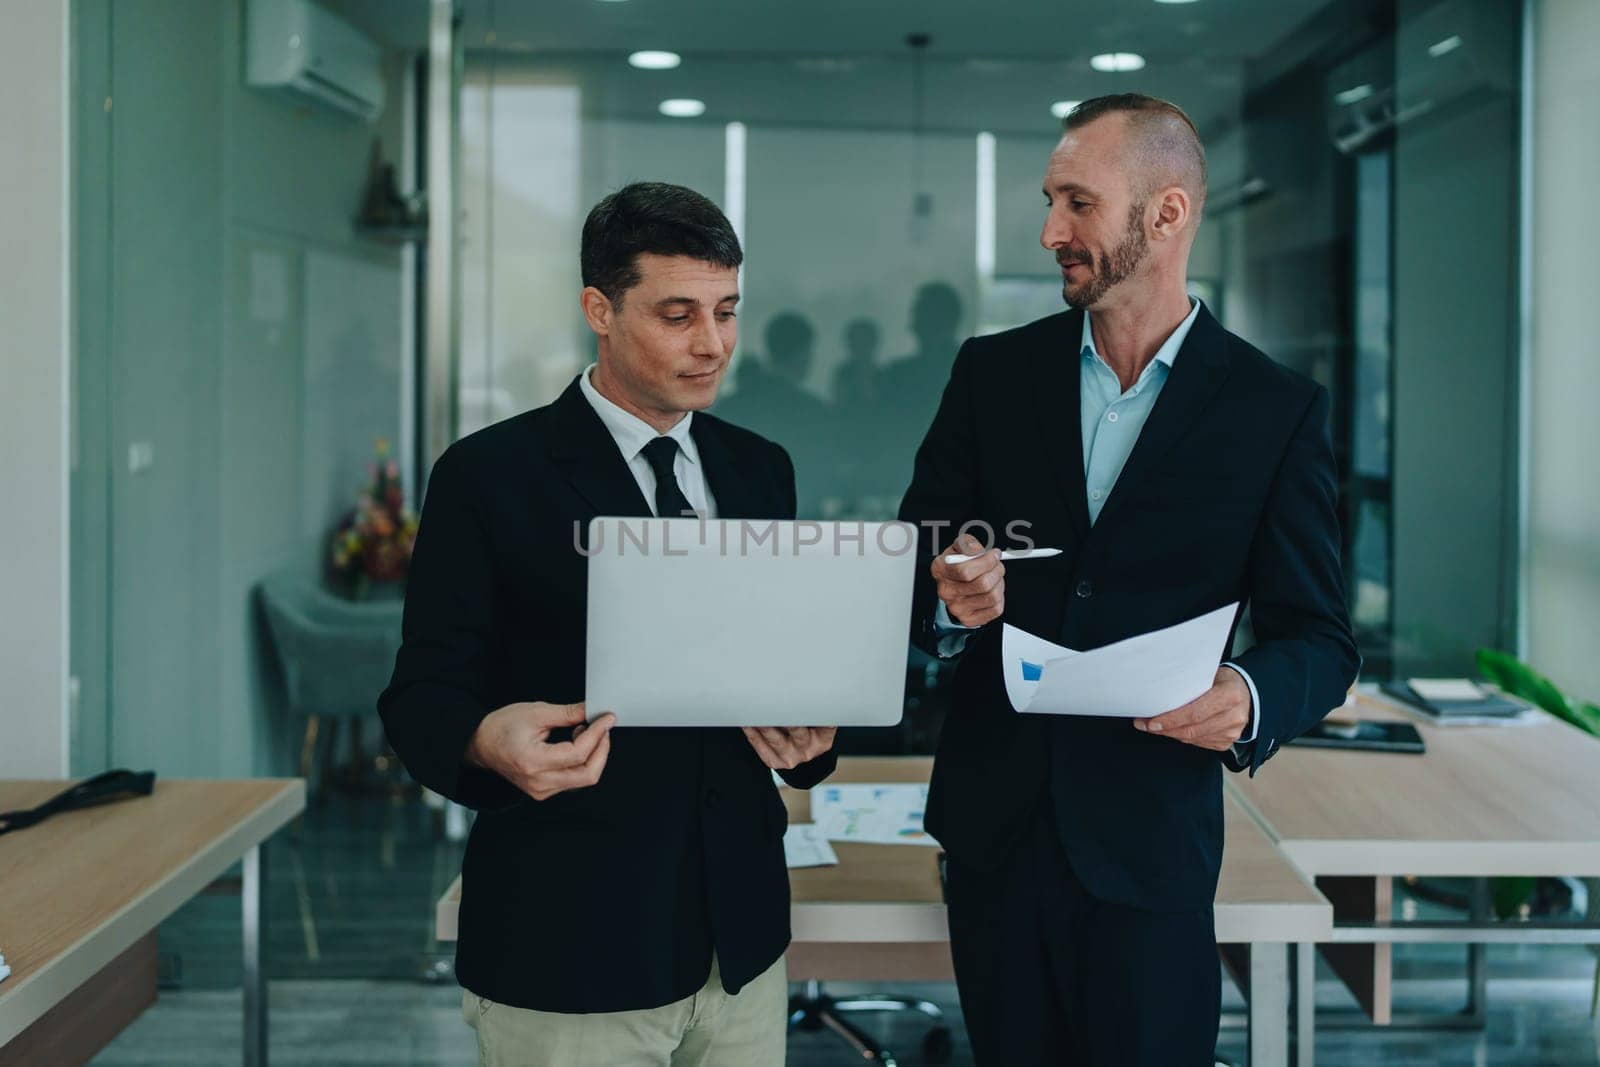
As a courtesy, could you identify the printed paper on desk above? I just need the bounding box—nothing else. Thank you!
[783,823,840,868]
[810,783,940,847]
[1002,602,1239,718]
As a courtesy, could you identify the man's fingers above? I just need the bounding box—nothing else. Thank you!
[528,730,611,799]
[758,727,800,762]
[521,713,613,775]
[569,713,614,756]
[944,581,1005,627]
[529,701,587,731]
[742,727,786,769]
[937,563,1003,600]
[1137,689,1219,733]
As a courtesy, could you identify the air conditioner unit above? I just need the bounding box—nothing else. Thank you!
[247,0,385,122]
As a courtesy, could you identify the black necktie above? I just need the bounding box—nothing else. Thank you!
[641,437,695,518]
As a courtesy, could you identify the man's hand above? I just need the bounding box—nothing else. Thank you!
[742,726,837,771]
[930,534,1005,627]
[465,701,615,801]
[1133,668,1251,752]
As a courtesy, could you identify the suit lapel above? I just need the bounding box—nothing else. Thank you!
[1032,310,1092,541]
[689,417,764,520]
[544,379,653,521]
[1091,303,1232,531]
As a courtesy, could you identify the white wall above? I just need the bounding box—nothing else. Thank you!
[0,0,70,778]
[1526,0,1600,704]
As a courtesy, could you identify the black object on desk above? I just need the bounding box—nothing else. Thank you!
[1378,680,1530,719]
[1290,719,1425,754]
[0,769,157,836]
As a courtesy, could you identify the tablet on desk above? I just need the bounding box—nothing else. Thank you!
[585,517,915,727]
[1289,717,1426,754]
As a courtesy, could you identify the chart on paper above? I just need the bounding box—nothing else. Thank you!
[809,783,941,847]
[1003,602,1240,718]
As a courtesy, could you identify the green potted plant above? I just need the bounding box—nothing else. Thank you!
[1476,648,1600,1015]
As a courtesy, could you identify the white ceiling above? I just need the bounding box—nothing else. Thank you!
[328,0,1331,63]
[324,0,1340,136]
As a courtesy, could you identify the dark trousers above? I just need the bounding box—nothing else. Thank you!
[944,804,1221,1066]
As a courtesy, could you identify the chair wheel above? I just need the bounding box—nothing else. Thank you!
[921,1025,953,1063]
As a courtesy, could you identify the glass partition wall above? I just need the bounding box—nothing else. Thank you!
[455,0,1524,728]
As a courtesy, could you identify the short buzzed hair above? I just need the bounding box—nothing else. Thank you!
[581,182,743,307]
[1063,94,1207,217]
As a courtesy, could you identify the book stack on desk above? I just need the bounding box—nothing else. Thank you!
[1378,677,1534,721]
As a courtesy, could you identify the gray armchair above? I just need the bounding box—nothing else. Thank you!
[257,571,403,792]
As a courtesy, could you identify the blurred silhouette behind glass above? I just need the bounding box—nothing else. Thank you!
[714,312,835,517]
[866,281,964,516]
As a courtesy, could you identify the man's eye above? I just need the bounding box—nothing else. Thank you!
[1073,201,1091,211]
[665,315,689,324]
[717,311,737,320]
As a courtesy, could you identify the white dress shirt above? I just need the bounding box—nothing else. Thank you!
[578,364,718,519]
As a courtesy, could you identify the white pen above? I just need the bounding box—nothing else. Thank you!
[943,547,1063,565]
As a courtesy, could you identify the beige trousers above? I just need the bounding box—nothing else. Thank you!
[463,954,787,1067]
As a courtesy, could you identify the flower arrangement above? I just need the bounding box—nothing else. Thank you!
[328,439,418,598]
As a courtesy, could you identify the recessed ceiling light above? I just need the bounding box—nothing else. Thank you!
[629,50,681,70]
[1334,84,1374,106]
[659,98,706,118]
[1154,0,1201,4]
[1428,34,1463,58]
[1050,100,1082,119]
[1090,52,1146,73]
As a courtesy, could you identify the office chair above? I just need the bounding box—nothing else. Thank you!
[257,570,403,794]
[788,980,951,1066]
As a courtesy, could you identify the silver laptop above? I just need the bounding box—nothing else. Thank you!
[585,517,916,727]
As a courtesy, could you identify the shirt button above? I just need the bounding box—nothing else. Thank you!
[1090,489,1103,501]
[705,789,720,809]
[1076,580,1094,598]
[1107,411,1119,423]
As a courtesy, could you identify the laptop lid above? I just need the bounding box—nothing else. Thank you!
[584,517,916,727]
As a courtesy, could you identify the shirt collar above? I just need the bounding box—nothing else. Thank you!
[1081,297,1202,374]
[578,364,701,466]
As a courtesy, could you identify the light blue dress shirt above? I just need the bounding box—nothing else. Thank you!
[934,301,1260,748]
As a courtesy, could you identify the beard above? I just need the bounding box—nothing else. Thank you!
[1059,200,1149,309]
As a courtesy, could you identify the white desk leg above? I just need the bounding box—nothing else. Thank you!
[1249,942,1289,1067]
[243,844,267,1067]
[1295,943,1315,1067]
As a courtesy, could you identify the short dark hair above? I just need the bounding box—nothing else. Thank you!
[580,182,743,306]
[1062,94,1207,212]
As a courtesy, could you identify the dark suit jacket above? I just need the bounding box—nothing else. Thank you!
[379,377,837,1013]
[898,305,1359,913]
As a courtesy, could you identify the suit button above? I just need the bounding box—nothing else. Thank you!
[1075,580,1094,598]
[704,788,720,809]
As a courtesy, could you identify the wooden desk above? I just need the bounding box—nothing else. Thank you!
[436,756,1328,1066]
[1229,690,1600,1027]
[0,779,304,1066]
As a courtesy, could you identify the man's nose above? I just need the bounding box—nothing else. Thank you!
[1041,210,1071,252]
[690,314,725,356]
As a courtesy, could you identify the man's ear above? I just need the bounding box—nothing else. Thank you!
[1149,186,1192,243]
[580,286,613,334]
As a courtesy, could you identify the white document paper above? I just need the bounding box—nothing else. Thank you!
[783,823,840,868]
[1407,678,1486,702]
[809,783,941,847]
[1002,602,1239,718]
[0,950,9,984]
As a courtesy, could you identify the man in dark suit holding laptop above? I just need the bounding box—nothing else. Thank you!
[380,182,836,1066]
[898,95,1360,1064]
